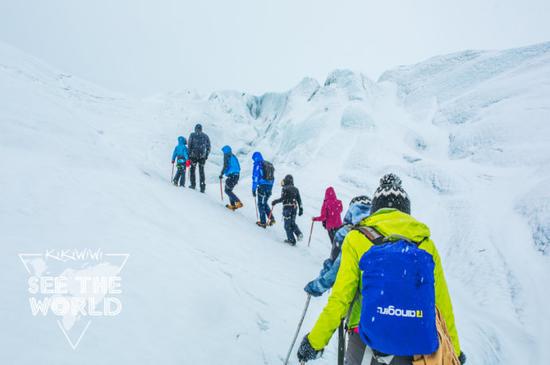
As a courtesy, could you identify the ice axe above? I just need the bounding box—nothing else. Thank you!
[284,294,311,365]
[307,221,315,247]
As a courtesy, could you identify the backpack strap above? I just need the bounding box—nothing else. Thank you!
[355,225,386,245]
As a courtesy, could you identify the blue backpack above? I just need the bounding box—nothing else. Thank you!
[356,226,438,356]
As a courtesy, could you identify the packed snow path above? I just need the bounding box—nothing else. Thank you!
[1,40,549,364]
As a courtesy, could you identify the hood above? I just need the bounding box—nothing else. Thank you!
[362,208,430,243]
[177,136,186,145]
[252,151,264,162]
[194,123,202,133]
[221,145,232,154]
[324,187,337,201]
[282,174,294,186]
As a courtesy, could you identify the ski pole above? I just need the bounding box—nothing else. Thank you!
[284,294,311,365]
[171,163,174,182]
[307,221,315,247]
[219,177,224,201]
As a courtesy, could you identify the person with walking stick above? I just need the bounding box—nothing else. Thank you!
[219,145,243,210]
[171,136,189,187]
[296,174,465,365]
[271,174,303,245]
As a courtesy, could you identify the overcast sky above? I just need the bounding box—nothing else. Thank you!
[1,0,549,96]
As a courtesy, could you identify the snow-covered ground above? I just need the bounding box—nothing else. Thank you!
[1,40,549,364]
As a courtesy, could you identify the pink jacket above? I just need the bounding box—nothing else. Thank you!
[313,187,343,230]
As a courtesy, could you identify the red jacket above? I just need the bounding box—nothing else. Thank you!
[313,187,343,230]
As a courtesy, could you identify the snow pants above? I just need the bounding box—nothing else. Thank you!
[173,164,186,186]
[257,184,272,224]
[345,332,413,365]
[225,173,241,206]
[190,157,206,191]
[283,205,302,244]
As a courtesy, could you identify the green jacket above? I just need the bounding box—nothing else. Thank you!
[307,208,462,356]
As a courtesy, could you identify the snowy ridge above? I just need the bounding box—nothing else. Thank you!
[1,40,550,365]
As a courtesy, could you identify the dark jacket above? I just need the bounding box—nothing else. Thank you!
[272,175,302,208]
[188,124,211,160]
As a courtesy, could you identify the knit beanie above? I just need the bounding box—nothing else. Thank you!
[371,173,411,214]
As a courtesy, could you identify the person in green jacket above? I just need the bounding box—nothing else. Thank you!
[297,174,466,365]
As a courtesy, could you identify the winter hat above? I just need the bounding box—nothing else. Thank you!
[282,174,294,186]
[349,195,371,206]
[371,173,410,214]
[195,123,203,132]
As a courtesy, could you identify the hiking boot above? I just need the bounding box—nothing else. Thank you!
[297,233,304,241]
[256,221,267,228]
[284,239,296,246]
[233,201,243,209]
[226,204,236,211]
[189,185,196,190]
[268,218,276,226]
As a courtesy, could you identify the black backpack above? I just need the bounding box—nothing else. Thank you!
[262,161,275,181]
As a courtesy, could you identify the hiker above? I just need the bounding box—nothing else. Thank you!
[219,145,242,210]
[171,136,189,187]
[304,196,372,297]
[272,174,303,245]
[188,123,211,192]
[297,174,466,365]
[251,152,275,228]
[312,187,343,244]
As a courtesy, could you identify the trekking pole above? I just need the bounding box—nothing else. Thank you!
[254,197,259,221]
[337,321,345,365]
[171,163,174,182]
[284,294,311,365]
[267,206,274,225]
[307,221,315,247]
[219,178,224,201]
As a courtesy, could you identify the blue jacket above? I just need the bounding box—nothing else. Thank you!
[221,145,241,176]
[251,151,274,191]
[304,197,372,297]
[172,136,189,163]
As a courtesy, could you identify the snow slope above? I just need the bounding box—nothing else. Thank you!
[1,40,549,365]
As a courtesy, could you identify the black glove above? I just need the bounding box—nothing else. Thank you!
[299,207,303,216]
[219,175,223,179]
[459,351,467,365]
[252,190,256,197]
[297,335,322,362]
